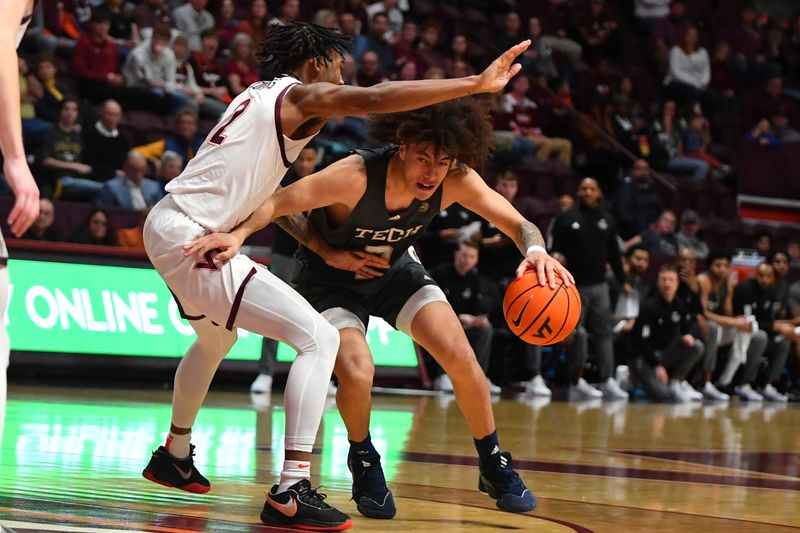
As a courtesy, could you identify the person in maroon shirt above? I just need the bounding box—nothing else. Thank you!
[723,4,780,83]
[224,32,261,96]
[215,0,240,51]
[72,9,124,104]
[132,0,173,40]
[392,20,426,77]
[355,49,389,86]
[189,28,230,105]
[237,0,269,51]
[747,76,800,129]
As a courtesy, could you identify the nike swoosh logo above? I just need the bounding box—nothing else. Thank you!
[511,298,531,328]
[173,464,193,480]
[267,493,298,517]
[298,463,310,469]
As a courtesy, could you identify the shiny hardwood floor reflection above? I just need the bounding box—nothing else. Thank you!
[1,385,799,532]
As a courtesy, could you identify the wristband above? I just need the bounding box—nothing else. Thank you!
[525,245,546,256]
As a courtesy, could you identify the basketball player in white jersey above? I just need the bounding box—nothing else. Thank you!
[0,0,41,446]
[141,21,530,530]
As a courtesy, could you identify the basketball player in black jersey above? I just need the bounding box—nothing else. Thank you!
[186,98,573,518]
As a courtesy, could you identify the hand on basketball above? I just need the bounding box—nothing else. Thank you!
[516,250,574,289]
[476,40,531,93]
[183,232,243,262]
[322,248,390,279]
[5,157,40,237]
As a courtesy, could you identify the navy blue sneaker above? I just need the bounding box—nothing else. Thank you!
[478,452,536,513]
[348,450,396,519]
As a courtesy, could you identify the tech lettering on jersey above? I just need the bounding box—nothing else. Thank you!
[353,225,423,243]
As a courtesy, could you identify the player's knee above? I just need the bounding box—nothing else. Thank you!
[436,338,477,378]
[315,319,341,361]
[198,327,238,355]
[336,353,374,390]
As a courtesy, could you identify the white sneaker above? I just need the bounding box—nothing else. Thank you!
[600,377,629,401]
[524,375,552,397]
[433,374,454,392]
[327,380,338,396]
[702,382,729,402]
[615,365,632,391]
[486,378,502,395]
[250,373,273,394]
[569,378,603,400]
[735,384,764,401]
[669,380,692,403]
[761,384,788,402]
[681,380,704,401]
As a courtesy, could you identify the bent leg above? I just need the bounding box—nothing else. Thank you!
[332,326,375,442]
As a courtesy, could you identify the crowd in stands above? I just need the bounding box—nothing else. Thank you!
[8,0,800,401]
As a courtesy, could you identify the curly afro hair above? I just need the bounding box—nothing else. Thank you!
[368,97,495,171]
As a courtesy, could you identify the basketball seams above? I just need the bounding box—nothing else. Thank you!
[517,283,564,337]
[533,281,570,345]
[503,282,536,317]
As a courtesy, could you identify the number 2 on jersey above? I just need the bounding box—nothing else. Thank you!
[208,98,252,145]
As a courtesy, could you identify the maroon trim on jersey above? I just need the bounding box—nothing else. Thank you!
[0,257,7,267]
[274,82,299,168]
[225,266,257,331]
[169,289,206,321]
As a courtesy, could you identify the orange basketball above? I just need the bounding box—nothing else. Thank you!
[503,271,581,346]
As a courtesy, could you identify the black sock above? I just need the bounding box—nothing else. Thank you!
[474,430,500,465]
[349,433,379,460]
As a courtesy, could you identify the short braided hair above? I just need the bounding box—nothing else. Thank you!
[257,21,352,74]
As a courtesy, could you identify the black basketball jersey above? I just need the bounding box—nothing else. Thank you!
[705,273,728,313]
[300,145,444,282]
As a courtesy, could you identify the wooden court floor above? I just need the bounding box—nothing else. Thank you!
[1,385,799,532]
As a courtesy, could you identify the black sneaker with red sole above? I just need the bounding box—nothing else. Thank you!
[142,445,210,494]
[261,479,352,531]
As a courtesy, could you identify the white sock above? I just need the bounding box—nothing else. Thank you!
[166,431,191,459]
[278,460,311,492]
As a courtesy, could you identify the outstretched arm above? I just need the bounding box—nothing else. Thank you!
[0,0,39,236]
[284,40,530,128]
[445,168,574,288]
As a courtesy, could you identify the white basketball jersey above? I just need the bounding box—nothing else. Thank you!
[166,75,316,232]
[17,0,35,48]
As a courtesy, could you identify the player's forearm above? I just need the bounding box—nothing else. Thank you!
[516,220,546,255]
[0,46,25,161]
[274,212,328,256]
[365,76,481,114]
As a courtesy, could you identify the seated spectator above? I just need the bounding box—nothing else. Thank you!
[500,75,572,167]
[72,9,125,105]
[83,99,130,183]
[69,208,118,246]
[33,57,70,125]
[771,113,800,143]
[97,151,164,209]
[443,34,477,78]
[19,57,49,149]
[652,1,690,65]
[106,0,138,50]
[132,0,174,42]
[710,40,741,102]
[630,209,679,257]
[745,118,780,148]
[224,33,261,97]
[269,0,300,27]
[40,97,96,200]
[675,247,710,400]
[723,4,780,84]
[189,29,231,106]
[172,34,226,118]
[769,249,792,317]
[155,151,184,192]
[215,0,240,51]
[117,207,150,249]
[338,10,368,65]
[787,237,800,269]
[496,12,525,60]
[682,112,731,179]
[364,13,395,72]
[40,0,85,54]
[536,0,585,72]
[675,209,709,259]
[524,18,558,81]
[786,14,800,85]
[356,50,389,86]
[575,0,622,64]
[123,24,187,115]
[634,0,671,29]
[751,229,773,258]
[392,21,425,75]
[664,26,717,114]
[698,250,765,396]
[733,262,795,401]
[238,0,270,50]
[135,109,203,168]
[429,241,502,394]
[629,264,705,402]
[416,21,446,72]
[419,203,481,270]
[366,0,403,41]
[747,76,800,130]
[613,159,664,241]
[22,199,60,241]
[652,100,709,180]
[174,0,215,51]
[609,245,650,336]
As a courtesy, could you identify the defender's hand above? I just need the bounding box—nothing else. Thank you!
[184,232,244,262]
[516,250,575,289]
[322,248,390,279]
[476,40,531,93]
